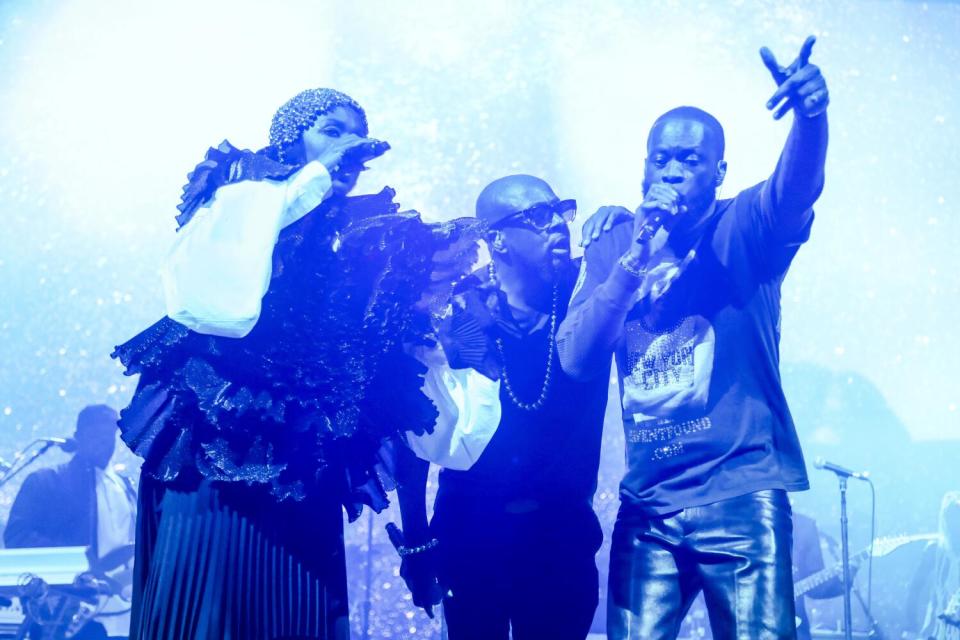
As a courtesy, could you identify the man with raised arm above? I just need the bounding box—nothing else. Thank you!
[557,37,829,639]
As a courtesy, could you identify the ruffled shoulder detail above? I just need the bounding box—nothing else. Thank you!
[437,269,502,380]
[114,192,484,517]
[176,140,298,229]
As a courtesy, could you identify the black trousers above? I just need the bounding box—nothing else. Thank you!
[432,497,602,640]
[607,489,797,640]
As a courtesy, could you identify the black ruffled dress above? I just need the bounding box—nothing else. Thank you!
[113,143,478,639]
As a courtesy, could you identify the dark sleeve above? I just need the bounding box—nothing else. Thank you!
[793,515,845,600]
[556,221,639,381]
[714,183,813,291]
[3,472,54,548]
[394,440,432,544]
[792,514,826,580]
[758,113,827,245]
[713,119,827,289]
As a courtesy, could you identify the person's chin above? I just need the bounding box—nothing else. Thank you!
[550,252,571,272]
[551,240,572,258]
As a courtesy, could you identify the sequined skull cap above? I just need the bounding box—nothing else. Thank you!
[268,88,369,162]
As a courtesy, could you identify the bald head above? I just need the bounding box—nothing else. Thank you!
[649,106,725,159]
[476,174,558,226]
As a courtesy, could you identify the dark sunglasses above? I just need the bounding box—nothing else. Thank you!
[491,199,577,232]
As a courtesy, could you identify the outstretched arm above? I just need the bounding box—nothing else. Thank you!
[759,35,829,237]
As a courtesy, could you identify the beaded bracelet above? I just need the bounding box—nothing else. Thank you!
[618,252,649,279]
[397,538,439,557]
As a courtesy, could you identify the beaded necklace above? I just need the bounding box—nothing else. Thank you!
[489,262,559,412]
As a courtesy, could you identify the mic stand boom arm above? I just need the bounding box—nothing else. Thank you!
[0,440,61,488]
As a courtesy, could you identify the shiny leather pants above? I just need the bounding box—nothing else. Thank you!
[607,489,796,640]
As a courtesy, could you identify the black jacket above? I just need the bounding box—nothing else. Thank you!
[3,457,132,556]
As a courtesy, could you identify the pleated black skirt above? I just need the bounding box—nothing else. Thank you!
[130,475,349,640]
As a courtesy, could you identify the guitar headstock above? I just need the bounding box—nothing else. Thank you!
[869,533,937,557]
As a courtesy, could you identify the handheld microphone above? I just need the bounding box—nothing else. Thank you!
[385,522,406,552]
[635,193,684,245]
[337,139,391,176]
[813,457,869,481]
[635,212,668,244]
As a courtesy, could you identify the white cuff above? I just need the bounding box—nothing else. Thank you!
[281,161,333,228]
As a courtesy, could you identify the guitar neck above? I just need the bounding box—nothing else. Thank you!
[794,549,868,599]
[793,534,936,600]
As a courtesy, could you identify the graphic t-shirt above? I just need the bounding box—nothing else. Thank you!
[560,182,812,515]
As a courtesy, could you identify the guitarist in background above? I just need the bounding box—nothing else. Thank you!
[906,491,960,640]
[793,511,856,640]
[4,405,136,640]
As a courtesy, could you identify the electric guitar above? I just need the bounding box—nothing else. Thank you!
[795,533,937,631]
[796,533,936,600]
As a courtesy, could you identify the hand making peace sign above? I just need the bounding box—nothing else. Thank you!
[760,35,830,120]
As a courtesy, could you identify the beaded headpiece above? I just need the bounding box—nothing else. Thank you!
[268,88,368,161]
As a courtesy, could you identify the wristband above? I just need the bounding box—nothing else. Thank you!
[397,538,439,557]
[618,252,648,279]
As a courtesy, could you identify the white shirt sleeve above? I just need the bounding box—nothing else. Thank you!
[161,161,332,337]
[94,468,138,637]
[405,345,502,470]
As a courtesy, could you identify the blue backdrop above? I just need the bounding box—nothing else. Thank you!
[1,1,957,637]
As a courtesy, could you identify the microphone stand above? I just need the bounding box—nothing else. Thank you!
[0,440,61,488]
[818,459,869,640]
[837,474,854,640]
[851,586,883,640]
[361,508,373,640]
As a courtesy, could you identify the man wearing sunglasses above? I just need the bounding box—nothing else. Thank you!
[557,37,829,639]
[396,174,611,639]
